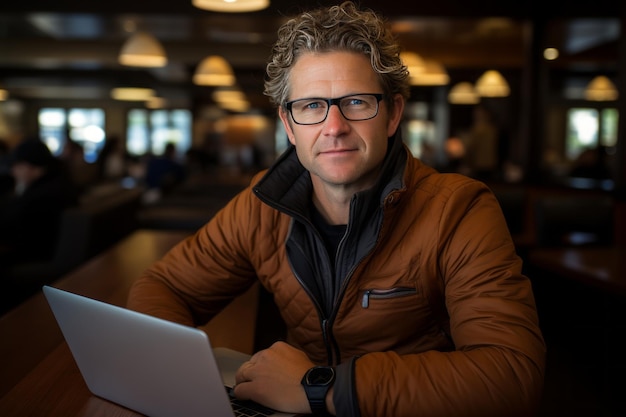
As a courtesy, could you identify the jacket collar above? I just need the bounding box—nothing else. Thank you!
[253,129,408,217]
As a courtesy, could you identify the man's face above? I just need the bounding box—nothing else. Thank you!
[279,51,403,192]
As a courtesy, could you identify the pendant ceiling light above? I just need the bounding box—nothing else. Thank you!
[192,0,269,12]
[408,60,449,86]
[146,96,167,109]
[584,75,618,101]
[475,70,510,97]
[111,87,155,101]
[400,51,426,78]
[193,56,236,86]
[448,82,480,104]
[119,31,168,68]
[212,86,250,112]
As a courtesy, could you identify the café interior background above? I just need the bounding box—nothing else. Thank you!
[0,0,624,190]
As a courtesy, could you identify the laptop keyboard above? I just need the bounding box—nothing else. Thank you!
[227,387,277,417]
[231,399,276,417]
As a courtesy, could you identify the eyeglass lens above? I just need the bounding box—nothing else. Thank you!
[288,94,382,125]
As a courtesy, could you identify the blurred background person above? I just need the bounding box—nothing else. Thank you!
[96,135,128,182]
[143,142,186,203]
[0,138,79,274]
[568,145,613,180]
[463,105,501,181]
[59,139,99,193]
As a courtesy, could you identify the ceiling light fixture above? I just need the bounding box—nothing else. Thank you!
[146,96,167,109]
[212,86,250,112]
[111,87,155,101]
[119,31,168,68]
[212,86,246,102]
[543,47,559,61]
[192,0,269,13]
[193,56,236,86]
[400,51,426,78]
[584,75,618,101]
[448,82,480,104]
[408,60,449,86]
[475,70,510,97]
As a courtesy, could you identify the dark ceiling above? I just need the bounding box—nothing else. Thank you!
[0,0,622,112]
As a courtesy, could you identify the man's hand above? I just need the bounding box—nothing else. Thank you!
[232,341,314,414]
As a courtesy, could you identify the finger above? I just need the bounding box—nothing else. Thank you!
[232,380,252,400]
[234,361,253,384]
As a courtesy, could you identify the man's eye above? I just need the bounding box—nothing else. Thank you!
[344,98,366,107]
[304,101,325,110]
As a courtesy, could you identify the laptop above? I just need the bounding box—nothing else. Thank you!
[42,285,296,417]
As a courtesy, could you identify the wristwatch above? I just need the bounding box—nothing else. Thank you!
[301,365,335,416]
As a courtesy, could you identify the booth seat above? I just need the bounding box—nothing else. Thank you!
[3,187,143,314]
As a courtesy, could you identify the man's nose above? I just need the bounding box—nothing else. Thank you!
[326,104,347,122]
[322,104,350,134]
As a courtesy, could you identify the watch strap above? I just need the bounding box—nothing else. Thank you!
[301,366,335,416]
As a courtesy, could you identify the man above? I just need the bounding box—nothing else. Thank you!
[127,2,546,416]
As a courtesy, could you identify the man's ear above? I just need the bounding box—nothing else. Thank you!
[279,107,296,146]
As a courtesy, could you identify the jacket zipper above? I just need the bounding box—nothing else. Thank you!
[361,287,417,308]
[324,200,357,365]
[285,215,337,363]
[325,195,380,364]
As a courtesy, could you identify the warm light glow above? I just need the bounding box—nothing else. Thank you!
[220,100,251,112]
[543,47,559,60]
[111,88,155,101]
[212,87,246,102]
[192,0,269,12]
[0,89,8,101]
[194,56,236,86]
[584,75,618,101]
[408,60,449,86]
[475,70,510,97]
[448,82,480,104]
[146,96,167,109]
[119,31,167,67]
[400,51,426,77]
[212,87,250,112]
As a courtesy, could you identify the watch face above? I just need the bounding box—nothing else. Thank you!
[306,366,335,385]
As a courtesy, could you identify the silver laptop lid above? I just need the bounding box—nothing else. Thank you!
[43,285,238,417]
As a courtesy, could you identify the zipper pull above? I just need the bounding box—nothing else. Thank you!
[361,290,371,308]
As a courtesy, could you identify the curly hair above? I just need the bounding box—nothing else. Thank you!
[264,1,409,110]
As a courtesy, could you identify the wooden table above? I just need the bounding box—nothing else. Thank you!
[0,229,259,416]
[528,245,626,296]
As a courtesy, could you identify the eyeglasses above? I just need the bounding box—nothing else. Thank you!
[284,93,384,125]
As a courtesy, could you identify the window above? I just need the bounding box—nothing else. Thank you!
[566,107,618,160]
[38,108,106,162]
[126,109,192,157]
[39,108,66,155]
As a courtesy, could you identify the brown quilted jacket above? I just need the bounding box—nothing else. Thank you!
[128,135,545,417]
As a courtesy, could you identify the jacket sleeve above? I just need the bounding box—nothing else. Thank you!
[127,186,260,327]
[352,178,546,417]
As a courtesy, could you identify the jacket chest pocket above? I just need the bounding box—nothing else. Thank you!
[357,285,429,321]
[335,285,438,353]
[361,286,417,308]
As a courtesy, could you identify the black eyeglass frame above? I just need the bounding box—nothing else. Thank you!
[284,93,385,125]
